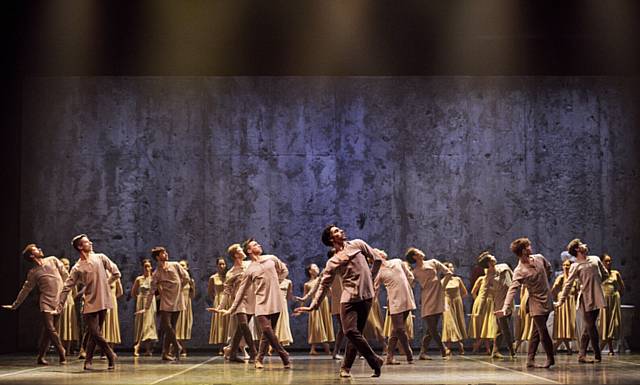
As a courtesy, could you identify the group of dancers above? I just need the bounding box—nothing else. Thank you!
[2,227,625,377]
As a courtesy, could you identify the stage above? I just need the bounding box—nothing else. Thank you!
[1,353,639,384]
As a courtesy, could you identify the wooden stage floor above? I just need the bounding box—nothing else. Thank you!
[1,353,639,384]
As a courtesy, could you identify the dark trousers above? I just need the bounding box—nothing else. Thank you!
[387,311,413,361]
[83,310,114,363]
[528,313,554,363]
[159,311,180,356]
[495,315,514,353]
[38,312,65,359]
[229,313,257,359]
[341,299,380,370]
[580,309,601,360]
[256,313,289,364]
[421,313,446,355]
[333,314,346,356]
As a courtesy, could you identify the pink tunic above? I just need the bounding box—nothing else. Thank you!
[374,258,416,315]
[414,259,452,317]
[502,254,553,316]
[310,239,382,310]
[59,253,121,314]
[558,255,607,312]
[228,255,288,316]
[146,261,190,312]
[222,260,255,315]
[13,256,68,312]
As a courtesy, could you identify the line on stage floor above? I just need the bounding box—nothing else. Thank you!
[460,355,560,384]
[148,356,221,385]
[611,358,640,367]
[0,367,45,378]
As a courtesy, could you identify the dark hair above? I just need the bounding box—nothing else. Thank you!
[510,237,531,257]
[321,224,337,247]
[21,243,36,263]
[242,238,255,255]
[600,253,611,262]
[476,251,491,268]
[567,238,581,257]
[216,256,227,265]
[71,234,87,251]
[304,264,317,278]
[151,246,166,260]
[141,258,152,267]
[405,247,422,264]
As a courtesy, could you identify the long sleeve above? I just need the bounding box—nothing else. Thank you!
[227,272,253,315]
[57,268,80,313]
[557,264,580,306]
[309,257,344,310]
[501,278,522,314]
[401,262,415,286]
[100,254,121,283]
[436,260,453,288]
[219,270,242,308]
[176,264,190,287]
[55,258,69,282]
[273,256,289,282]
[11,270,36,309]
[358,241,383,280]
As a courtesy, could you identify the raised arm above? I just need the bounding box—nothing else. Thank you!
[6,270,36,309]
[358,240,382,280]
[307,257,344,311]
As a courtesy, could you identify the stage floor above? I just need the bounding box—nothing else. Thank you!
[1,353,639,384]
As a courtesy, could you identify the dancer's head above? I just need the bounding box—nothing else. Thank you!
[179,259,189,271]
[562,259,572,273]
[60,257,71,271]
[21,243,43,263]
[477,251,496,268]
[216,257,227,273]
[242,238,263,258]
[510,238,531,258]
[405,247,425,264]
[321,224,345,247]
[141,258,153,275]
[305,263,320,278]
[444,261,455,274]
[600,253,612,270]
[227,243,245,262]
[567,238,588,258]
[71,234,92,253]
[151,246,168,262]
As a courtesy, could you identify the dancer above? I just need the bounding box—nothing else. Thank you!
[274,276,294,347]
[136,246,190,362]
[57,234,120,370]
[208,257,230,353]
[216,239,291,369]
[468,270,495,354]
[3,244,68,365]
[175,259,195,357]
[131,258,158,357]
[58,257,79,356]
[514,286,533,352]
[296,248,346,359]
[295,225,384,378]
[363,288,386,353]
[551,259,577,354]
[208,244,256,363]
[302,263,334,355]
[441,261,467,355]
[405,247,452,360]
[556,239,608,363]
[373,249,416,365]
[103,271,123,350]
[478,252,516,359]
[496,237,554,369]
[599,253,624,355]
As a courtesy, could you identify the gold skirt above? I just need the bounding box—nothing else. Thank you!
[307,297,334,344]
[209,294,229,344]
[58,297,79,342]
[382,308,414,339]
[599,292,621,341]
[553,295,576,340]
[442,295,467,342]
[103,297,121,344]
[468,295,497,339]
[134,294,158,342]
[176,296,193,340]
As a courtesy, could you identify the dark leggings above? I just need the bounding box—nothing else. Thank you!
[341,299,380,371]
[495,315,514,353]
[388,311,413,361]
[38,312,65,359]
[580,309,601,360]
[528,313,554,363]
[159,311,180,356]
[422,313,446,355]
[256,313,289,364]
[229,313,256,359]
[83,310,114,364]
[333,314,346,356]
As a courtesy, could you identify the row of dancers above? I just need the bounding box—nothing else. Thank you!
[2,228,623,377]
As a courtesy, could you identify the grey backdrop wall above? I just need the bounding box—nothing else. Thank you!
[19,77,640,350]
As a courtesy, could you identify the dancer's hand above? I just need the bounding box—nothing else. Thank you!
[134,309,145,315]
[294,296,304,302]
[293,306,312,315]
[494,310,505,318]
[1,305,15,310]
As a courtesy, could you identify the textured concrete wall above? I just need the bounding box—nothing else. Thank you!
[19,77,640,350]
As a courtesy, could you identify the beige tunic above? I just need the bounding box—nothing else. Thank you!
[413,259,452,317]
[12,256,68,312]
[145,261,189,312]
[330,274,343,315]
[491,263,514,314]
[221,261,255,315]
[502,254,552,317]
[228,255,288,316]
[310,239,382,309]
[559,255,607,312]
[59,253,121,314]
[374,258,416,315]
